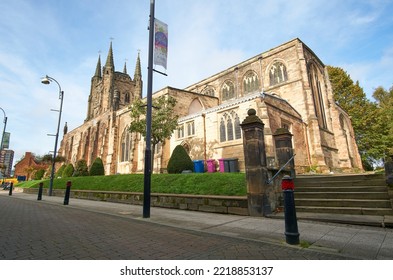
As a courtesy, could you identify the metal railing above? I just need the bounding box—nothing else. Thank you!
[266,154,296,184]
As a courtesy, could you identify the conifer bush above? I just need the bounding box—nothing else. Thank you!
[62,163,74,178]
[56,164,66,177]
[89,157,105,176]
[73,160,89,177]
[167,145,194,174]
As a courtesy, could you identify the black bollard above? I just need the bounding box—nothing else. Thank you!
[37,182,43,200]
[8,182,13,196]
[281,175,300,245]
[63,181,71,205]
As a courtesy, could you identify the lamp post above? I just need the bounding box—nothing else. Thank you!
[0,107,7,151]
[0,107,7,185]
[41,75,64,196]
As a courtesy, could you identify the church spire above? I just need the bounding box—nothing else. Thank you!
[134,51,143,98]
[123,61,127,74]
[105,41,115,71]
[134,51,142,80]
[94,55,102,78]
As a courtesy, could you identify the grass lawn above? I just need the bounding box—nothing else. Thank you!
[16,173,248,196]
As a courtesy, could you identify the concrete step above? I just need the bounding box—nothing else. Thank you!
[295,198,392,208]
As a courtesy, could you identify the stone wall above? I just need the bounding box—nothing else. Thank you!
[22,188,249,216]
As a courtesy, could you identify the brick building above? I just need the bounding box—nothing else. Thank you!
[13,152,48,180]
[58,38,362,174]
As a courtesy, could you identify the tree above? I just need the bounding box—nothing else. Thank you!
[327,66,388,168]
[167,145,194,174]
[372,86,393,157]
[89,157,105,176]
[73,160,89,177]
[37,154,66,164]
[33,169,45,180]
[129,95,179,171]
[24,166,37,180]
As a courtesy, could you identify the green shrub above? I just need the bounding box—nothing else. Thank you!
[89,157,105,176]
[73,160,89,177]
[62,163,74,178]
[167,145,194,174]
[56,164,66,178]
[33,169,45,180]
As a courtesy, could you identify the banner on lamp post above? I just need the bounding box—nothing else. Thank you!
[153,18,168,69]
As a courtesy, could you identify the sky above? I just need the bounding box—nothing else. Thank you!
[0,0,392,165]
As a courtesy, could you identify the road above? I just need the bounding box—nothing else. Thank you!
[0,195,350,260]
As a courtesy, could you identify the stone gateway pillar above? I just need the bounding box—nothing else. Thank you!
[273,128,295,178]
[240,109,272,216]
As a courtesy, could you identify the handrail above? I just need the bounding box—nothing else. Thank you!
[266,154,296,184]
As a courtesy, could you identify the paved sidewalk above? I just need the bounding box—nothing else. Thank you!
[2,190,393,259]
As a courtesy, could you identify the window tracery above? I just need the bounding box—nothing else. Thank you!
[269,61,288,86]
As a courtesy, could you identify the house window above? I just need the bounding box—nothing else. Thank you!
[269,61,288,86]
[219,111,242,142]
[243,71,259,94]
[221,80,235,101]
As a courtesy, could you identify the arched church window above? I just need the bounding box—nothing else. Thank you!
[339,114,345,131]
[120,127,134,162]
[243,71,259,94]
[269,61,288,86]
[124,92,130,103]
[227,117,234,141]
[234,114,241,139]
[219,111,242,142]
[187,121,195,136]
[177,124,184,139]
[308,63,327,129]
[201,87,215,97]
[221,80,235,101]
[220,118,226,142]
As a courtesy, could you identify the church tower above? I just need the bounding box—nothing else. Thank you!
[86,55,102,121]
[85,42,143,121]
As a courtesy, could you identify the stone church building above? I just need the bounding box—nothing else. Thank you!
[58,38,362,175]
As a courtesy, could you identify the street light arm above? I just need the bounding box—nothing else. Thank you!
[0,107,5,119]
[42,75,63,99]
[0,107,7,151]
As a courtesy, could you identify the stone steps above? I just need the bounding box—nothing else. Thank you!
[292,174,393,216]
[295,206,393,216]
